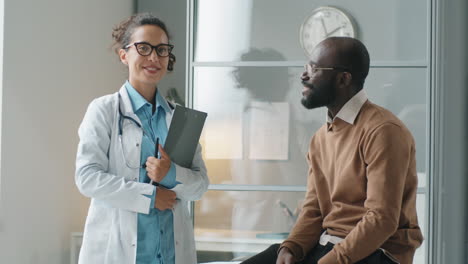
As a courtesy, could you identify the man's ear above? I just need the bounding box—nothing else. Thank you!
[118,49,128,65]
[340,72,353,87]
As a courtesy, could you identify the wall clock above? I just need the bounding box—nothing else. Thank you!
[300,6,356,57]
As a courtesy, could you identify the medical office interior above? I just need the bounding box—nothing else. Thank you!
[0,0,466,263]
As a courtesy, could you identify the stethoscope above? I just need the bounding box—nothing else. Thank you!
[117,93,174,170]
[118,94,142,137]
[117,93,176,188]
[117,93,150,169]
[117,92,175,133]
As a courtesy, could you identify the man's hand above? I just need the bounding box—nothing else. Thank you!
[276,247,296,264]
[154,186,177,210]
[146,145,171,183]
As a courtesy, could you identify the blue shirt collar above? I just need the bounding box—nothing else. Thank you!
[124,80,171,113]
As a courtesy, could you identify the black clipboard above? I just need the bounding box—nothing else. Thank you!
[164,105,207,168]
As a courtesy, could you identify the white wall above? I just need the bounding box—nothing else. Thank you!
[0,0,133,263]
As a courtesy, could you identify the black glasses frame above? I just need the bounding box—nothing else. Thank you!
[124,42,174,57]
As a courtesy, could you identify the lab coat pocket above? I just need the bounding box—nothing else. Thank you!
[80,204,112,262]
[175,200,194,242]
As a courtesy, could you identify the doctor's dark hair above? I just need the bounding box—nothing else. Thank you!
[112,13,176,71]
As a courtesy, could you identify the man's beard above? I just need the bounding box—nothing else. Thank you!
[301,81,335,109]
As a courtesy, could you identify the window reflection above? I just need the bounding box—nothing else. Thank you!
[195,67,427,186]
[193,1,429,263]
[365,68,427,187]
[195,190,306,262]
[194,0,427,62]
[195,66,322,186]
[195,0,253,62]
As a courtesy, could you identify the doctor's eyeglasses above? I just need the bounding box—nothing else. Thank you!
[125,42,174,57]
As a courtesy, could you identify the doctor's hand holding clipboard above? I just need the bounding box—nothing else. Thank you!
[145,137,177,211]
[145,137,170,184]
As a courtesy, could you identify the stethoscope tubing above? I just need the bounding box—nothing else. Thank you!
[116,94,161,186]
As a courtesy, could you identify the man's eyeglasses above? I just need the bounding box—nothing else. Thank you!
[304,64,350,76]
[125,42,174,57]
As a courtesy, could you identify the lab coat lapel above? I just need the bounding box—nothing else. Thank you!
[118,85,141,124]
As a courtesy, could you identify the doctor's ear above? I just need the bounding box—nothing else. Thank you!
[167,53,176,72]
[119,49,129,66]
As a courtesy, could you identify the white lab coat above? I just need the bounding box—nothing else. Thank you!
[75,85,209,264]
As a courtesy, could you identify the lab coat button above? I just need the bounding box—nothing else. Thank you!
[131,243,135,247]
[136,143,139,147]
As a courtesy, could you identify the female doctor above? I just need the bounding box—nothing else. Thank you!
[75,13,209,264]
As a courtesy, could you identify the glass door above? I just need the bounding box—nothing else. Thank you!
[188,0,430,262]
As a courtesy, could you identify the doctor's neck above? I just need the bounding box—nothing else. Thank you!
[130,80,158,105]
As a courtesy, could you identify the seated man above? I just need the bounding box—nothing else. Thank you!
[241,37,423,264]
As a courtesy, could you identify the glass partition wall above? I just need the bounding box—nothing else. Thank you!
[188,0,429,262]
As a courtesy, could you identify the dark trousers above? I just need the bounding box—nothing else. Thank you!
[241,243,397,264]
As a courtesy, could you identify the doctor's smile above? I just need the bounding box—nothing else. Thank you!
[143,65,162,74]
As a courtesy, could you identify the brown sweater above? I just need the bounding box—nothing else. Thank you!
[281,101,423,264]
